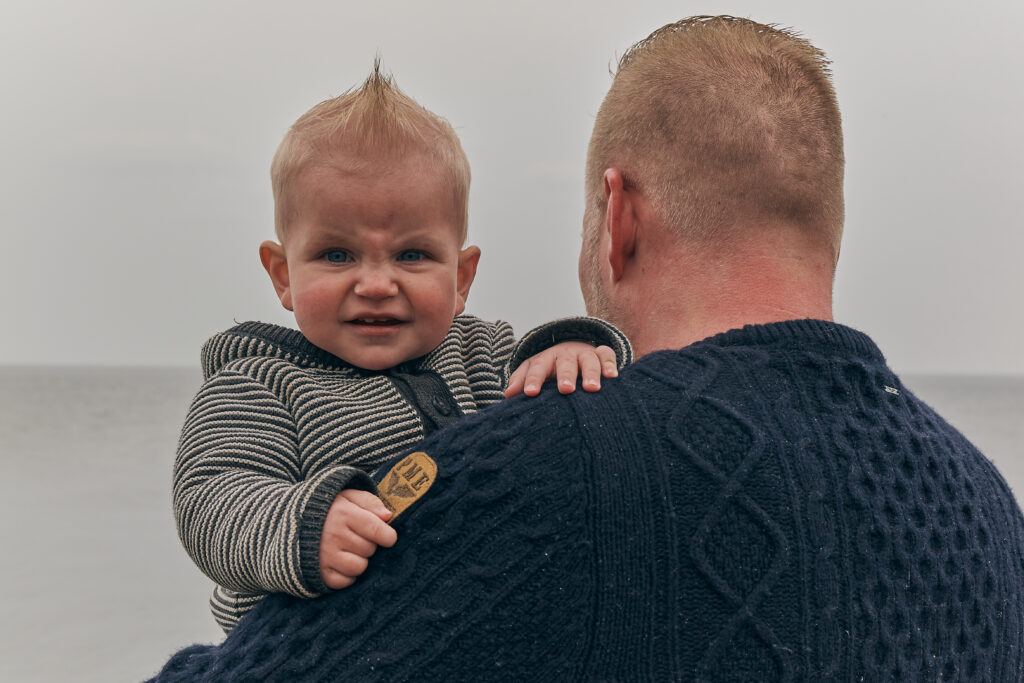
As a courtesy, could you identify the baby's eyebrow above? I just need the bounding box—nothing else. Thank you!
[396,233,446,248]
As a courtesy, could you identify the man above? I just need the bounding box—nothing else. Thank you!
[152,16,1024,681]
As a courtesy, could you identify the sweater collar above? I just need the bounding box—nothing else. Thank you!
[208,320,468,379]
[205,321,445,375]
[694,318,884,362]
[205,322,362,374]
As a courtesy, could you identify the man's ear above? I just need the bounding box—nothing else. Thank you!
[454,245,481,315]
[259,240,293,311]
[603,168,637,283]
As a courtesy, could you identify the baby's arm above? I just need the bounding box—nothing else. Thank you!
[504,341,619,397]
[175,370,375,600]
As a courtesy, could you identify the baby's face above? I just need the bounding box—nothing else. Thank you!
[275,153,476,370]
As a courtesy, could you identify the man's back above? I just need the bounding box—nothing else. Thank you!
[601,320,1024,680]
[152,319,1024,681]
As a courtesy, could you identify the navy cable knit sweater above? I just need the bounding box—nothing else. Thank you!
[151,320,1024,681]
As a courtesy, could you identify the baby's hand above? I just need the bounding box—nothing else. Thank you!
[319,489,397,590]
[505,342,618,398]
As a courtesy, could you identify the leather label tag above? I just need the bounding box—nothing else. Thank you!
[378,451,438,519]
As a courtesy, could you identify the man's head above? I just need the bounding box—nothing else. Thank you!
[580,16,844,346]
[260,64,480,370]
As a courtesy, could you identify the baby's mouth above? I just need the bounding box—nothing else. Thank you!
[349,318,403,326]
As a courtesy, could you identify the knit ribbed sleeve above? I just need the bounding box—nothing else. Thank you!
[174,370,376,602]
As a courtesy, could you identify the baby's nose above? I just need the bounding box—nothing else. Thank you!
[354,268,399,299]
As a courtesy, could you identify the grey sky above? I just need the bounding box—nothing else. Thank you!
[2,0,1021,374]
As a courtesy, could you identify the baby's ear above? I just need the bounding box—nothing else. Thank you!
[259,241,293,311]
[454,245,481,315]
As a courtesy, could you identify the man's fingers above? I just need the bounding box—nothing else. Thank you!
[595,345,619,378]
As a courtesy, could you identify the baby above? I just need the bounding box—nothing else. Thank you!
[173,64,631,632]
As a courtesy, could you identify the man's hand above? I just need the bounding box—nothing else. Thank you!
[319,489,398,590]
[505,342,618,398]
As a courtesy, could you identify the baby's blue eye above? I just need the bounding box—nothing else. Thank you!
[398,250,425,262]
[324,250,350,263]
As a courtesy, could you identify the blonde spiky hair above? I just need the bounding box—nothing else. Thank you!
[270,59,471,241]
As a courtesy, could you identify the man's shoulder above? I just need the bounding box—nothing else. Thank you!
[377,378,626,485]
[435,383,586,444]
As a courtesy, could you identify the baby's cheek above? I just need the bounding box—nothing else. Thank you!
[298,280,343,308]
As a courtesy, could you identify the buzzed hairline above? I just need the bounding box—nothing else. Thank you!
[586,16,845,260]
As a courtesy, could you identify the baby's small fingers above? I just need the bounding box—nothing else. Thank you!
[505,365,527,398]
[335,551,369,577]
[331,532,378,558]
[555,352,580,394]
[595,345,619,377]
[321,566,356,590]
[340,488,393,521]
[365,519,398,548]
[577,350,604,392]
[338,506,397,548]
[322,551,369,588]
[522,358,553,397]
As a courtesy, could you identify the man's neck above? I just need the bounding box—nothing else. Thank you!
[631,298,834,357]
[622,235,836,358]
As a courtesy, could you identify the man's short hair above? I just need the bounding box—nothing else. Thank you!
[586,16,844,257]
[271,59,471,242]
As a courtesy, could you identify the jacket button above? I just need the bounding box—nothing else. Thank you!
[431,396,452,416]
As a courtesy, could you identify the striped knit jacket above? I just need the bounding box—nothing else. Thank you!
[174,314,631,631]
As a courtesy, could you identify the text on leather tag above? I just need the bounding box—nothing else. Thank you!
[378,451,438,519]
